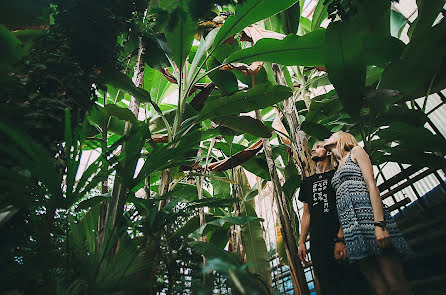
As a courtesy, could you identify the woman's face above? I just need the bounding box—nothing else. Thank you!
[323,133,339,151]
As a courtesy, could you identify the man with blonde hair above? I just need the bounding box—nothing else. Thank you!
[298,141,366,295]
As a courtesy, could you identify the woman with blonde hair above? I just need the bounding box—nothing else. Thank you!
[324,131,413,295]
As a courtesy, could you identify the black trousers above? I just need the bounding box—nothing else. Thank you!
[311,241,369,295]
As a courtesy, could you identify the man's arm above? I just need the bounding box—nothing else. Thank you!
[298,203,310,264]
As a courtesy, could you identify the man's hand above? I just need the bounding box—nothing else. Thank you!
[298,242,309,265]
[375,227,391,248]
[334,241,348,262]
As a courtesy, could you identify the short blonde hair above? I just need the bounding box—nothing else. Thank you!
[335,131,359,155]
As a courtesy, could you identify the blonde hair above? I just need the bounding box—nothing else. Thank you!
[335,131,359,155]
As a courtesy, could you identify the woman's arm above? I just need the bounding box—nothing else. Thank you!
[351,146,391,248]
[298,203,310,264]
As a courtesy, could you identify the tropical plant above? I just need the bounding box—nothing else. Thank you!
[1,0,445,294]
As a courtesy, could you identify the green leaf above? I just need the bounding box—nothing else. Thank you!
[376,122,446,153]
[241,157,271,181]
[0,25,26,73]
[280,2,300,34]
[102,69,152,103]
[379,21,446,100]
[282,161,301,198]
[163,0,198,71]
[187,27,220,84]
[213,116,272,138]
[324,20,365,118]
[211,172,232,198]
[144,66,175,105]
[241,202,272,287]
[193,216,261,237]
[407,0,444,40]
[76,194,110,211]
[266,2,300,35]
[143,34,171,69]
[189,241,240,265]
[0,119,63,204]
[356,0,391,36]
[199,84,292,120]
[226,29,326,66]
[207,228,230,249]
[103,104,138,125]
[311,0,328,32]
[206,54,239,95]
[301,121,332,141]
[213,142,247,157]
[390,10,407,38]
[213,0,299,49]
[0,0,49,29]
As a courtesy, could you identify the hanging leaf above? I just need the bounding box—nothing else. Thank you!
[379,21,446,100]
[282,161,301,199]
[407,0,444,39]
[241,202,272,288]
[212,0,298,49]
[266,2,300,35]
[163,0,198,71]
[226,29,326,66]
[301,121,332,141]
[103,104,138,125]
[241,156,271,181]
[214,116,272,138]
[189,241,241,266]
[102,69,151,103]
[199,84,292,120]
[142,34,171,69]
[143,66,176,105]
[324,20,365,118]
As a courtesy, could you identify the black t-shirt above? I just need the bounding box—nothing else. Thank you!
[298,170,340,247]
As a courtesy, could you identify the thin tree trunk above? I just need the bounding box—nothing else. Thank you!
[98,90,110,251]
[145,168,171,295]
[255,110,310,295]
[106,37,146,230]
[272,64,315,178]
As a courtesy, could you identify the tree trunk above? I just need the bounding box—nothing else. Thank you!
[141,168,171,295]
[272,64,315,178]
[255,110,310,295]
[106,37,146,230]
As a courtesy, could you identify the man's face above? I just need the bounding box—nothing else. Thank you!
[311,142,328,161]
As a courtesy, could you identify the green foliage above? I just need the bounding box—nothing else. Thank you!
[199,84,292,120]
[2,0,445,293]
[226,29,326,66]
[212,0,299,48]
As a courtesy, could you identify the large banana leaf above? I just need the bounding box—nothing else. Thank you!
[213,116,272,138]
[407,0,445,39]
[324,20,366,118]
[226,29,326,66]
[198,84,292,120]
[143,66,176,105]
[379,21,446,100]
[265,2,300,35]
[212,0,299,49]
[162,0,198,71]
[241,201,272,290]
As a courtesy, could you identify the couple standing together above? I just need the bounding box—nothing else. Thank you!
[298,131,414,295]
